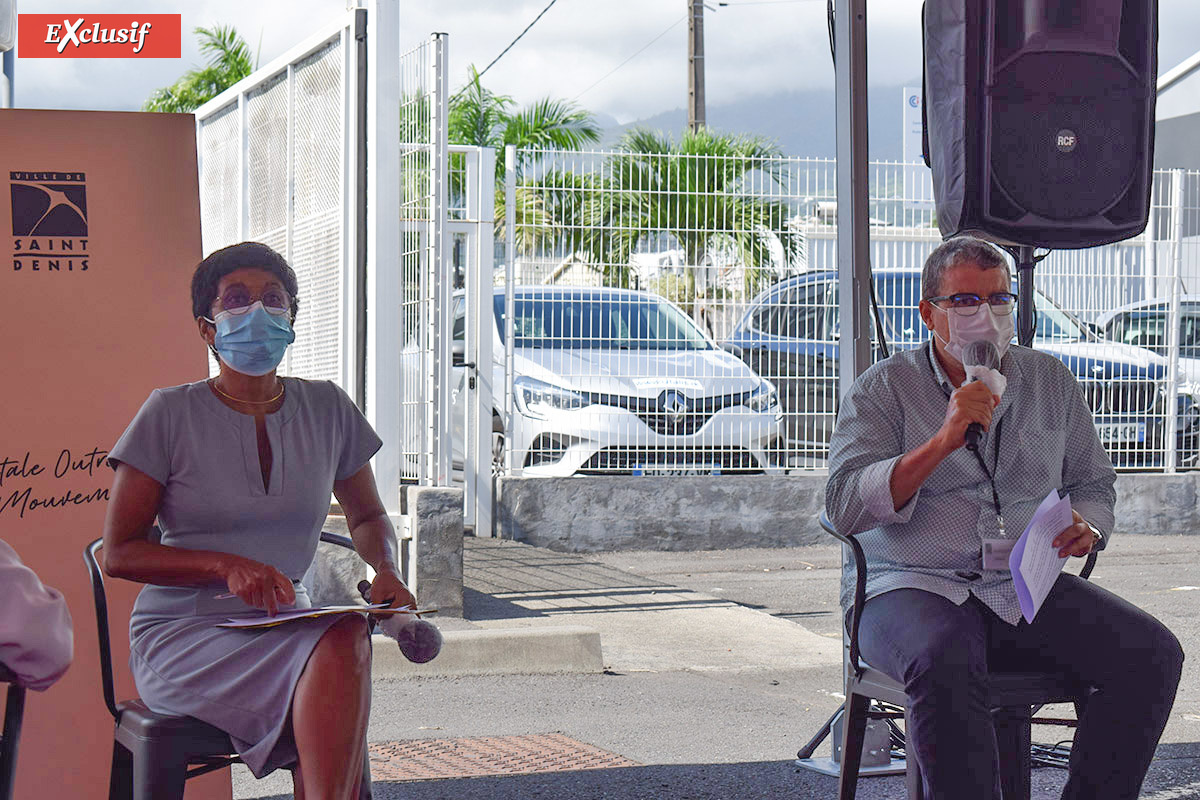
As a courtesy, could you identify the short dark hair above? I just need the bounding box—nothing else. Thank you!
[191,241,300,322]
[921,237,1010,300]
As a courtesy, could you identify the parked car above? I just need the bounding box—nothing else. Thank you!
[723,268,1200,469]
[1095,295,1200,386]
[446,287,784,477]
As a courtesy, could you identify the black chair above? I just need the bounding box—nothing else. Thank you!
[819,511,1096,800]
[0,664,27,800]
[84,532,362,800]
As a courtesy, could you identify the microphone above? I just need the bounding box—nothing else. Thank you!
[961,339,1000,452]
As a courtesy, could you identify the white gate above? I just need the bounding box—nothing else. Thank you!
[449,146,496,537]
[397,34,449,488]
[397,36,495,534]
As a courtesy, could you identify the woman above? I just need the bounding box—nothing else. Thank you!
[102,241,411,800]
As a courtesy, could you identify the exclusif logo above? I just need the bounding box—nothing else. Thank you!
[17,14,181,58]
[11,172,90,272]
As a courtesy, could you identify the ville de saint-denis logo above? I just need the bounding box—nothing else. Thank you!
[10,171,90,272]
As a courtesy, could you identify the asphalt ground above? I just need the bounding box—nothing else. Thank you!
[234,533,1200,800]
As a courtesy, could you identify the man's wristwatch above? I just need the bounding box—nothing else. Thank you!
[1086,523,1107,552]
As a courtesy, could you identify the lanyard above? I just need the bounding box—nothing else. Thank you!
[971,418,1005,533]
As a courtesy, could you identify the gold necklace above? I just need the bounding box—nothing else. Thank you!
[209,378,284,405]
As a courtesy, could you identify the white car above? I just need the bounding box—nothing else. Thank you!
[1095,295,1200,387]
[451,286,783,476]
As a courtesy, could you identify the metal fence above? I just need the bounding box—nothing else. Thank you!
[501,149,1200,475]
[195,15,359,390]
[397,34,452,487]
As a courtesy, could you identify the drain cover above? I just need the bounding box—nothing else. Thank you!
[368,733,639,781]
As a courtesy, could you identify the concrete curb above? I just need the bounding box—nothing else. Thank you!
[371,626,604,678]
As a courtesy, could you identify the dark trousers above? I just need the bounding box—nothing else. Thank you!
[857,575,1183,800]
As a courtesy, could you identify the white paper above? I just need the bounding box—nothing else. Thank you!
[1010,489,1073,623]
[216,603,437,629]
[216,603,389,629]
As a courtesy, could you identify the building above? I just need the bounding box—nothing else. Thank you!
[1156,51,1200,170]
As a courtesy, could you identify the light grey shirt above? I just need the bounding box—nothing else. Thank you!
[825,342,1116,625]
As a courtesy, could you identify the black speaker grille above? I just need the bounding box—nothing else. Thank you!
[988,52,1143,221]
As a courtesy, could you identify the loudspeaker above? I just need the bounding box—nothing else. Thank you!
[922,0,1158,249]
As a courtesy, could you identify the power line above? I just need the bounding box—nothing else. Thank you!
[451,0,560,103]
[574,14,687,102]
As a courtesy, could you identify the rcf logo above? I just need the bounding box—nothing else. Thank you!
[18,14,181,58]
[11,172,90,273]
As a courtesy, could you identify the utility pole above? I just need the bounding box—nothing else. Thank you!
[688,0,705,132]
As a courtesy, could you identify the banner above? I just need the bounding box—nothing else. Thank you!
[0,110,224,799]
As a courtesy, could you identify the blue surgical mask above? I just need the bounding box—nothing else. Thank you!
[207,301,295,376]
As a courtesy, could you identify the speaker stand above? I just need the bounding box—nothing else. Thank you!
[794,705,907,778]
[1001,245,1050,347]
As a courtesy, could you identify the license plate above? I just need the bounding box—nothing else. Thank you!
[633,463,720,476]
[1095,422,1146,443]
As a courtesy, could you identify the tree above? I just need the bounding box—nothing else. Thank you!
[527,128,804,297]
[144,25,255,113]
[448,66,601,181]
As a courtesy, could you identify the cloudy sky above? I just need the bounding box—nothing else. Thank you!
[8,0,1200,125]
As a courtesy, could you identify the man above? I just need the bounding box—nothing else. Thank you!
[0,537,73,690]
[825,236,1183,799]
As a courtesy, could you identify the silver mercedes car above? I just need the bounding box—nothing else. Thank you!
[452,286,784,476]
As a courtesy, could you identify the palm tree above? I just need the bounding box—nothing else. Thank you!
[449,66,601,181]
[144,25,255,113]
[530,128,804,300]
[448,66,602,255]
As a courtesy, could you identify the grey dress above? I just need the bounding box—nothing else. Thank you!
[107,377,382,778]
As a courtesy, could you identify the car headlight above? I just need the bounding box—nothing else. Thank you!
[514,377,589,419]
[744,380,779,413]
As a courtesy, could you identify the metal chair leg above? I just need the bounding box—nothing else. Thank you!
[130,739,189,800]
[0,684,26,800]
[838,693,871,800]
[994,705,1033,800]
[107,740,133,800]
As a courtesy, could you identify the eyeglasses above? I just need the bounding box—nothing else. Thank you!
[927,292,1017,317]
[215,286,291,316]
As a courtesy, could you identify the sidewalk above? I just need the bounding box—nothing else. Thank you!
[233,535,1200,800]
[461,537,843,674]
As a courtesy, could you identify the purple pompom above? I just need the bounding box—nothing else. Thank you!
[378,614,442,663]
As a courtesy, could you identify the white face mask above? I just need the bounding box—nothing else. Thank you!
[931,304,1014,363]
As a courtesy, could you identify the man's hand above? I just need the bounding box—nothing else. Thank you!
[1052,509,1099,558]
[935,381,1000,452]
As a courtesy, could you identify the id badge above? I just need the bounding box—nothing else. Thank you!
[982,538,1015,571]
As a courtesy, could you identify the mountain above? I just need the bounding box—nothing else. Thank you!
[599,84,919,161]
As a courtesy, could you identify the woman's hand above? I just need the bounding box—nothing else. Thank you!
[222,555,295,616]
[367,566,416,610]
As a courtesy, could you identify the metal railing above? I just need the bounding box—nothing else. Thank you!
[499,149,1200,475]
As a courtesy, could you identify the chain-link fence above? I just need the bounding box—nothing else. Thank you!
[502,149,1200,475]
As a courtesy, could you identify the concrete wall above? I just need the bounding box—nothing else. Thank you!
[406,485,465,617]
[497,473,1200,552]
[317,485,465,616]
